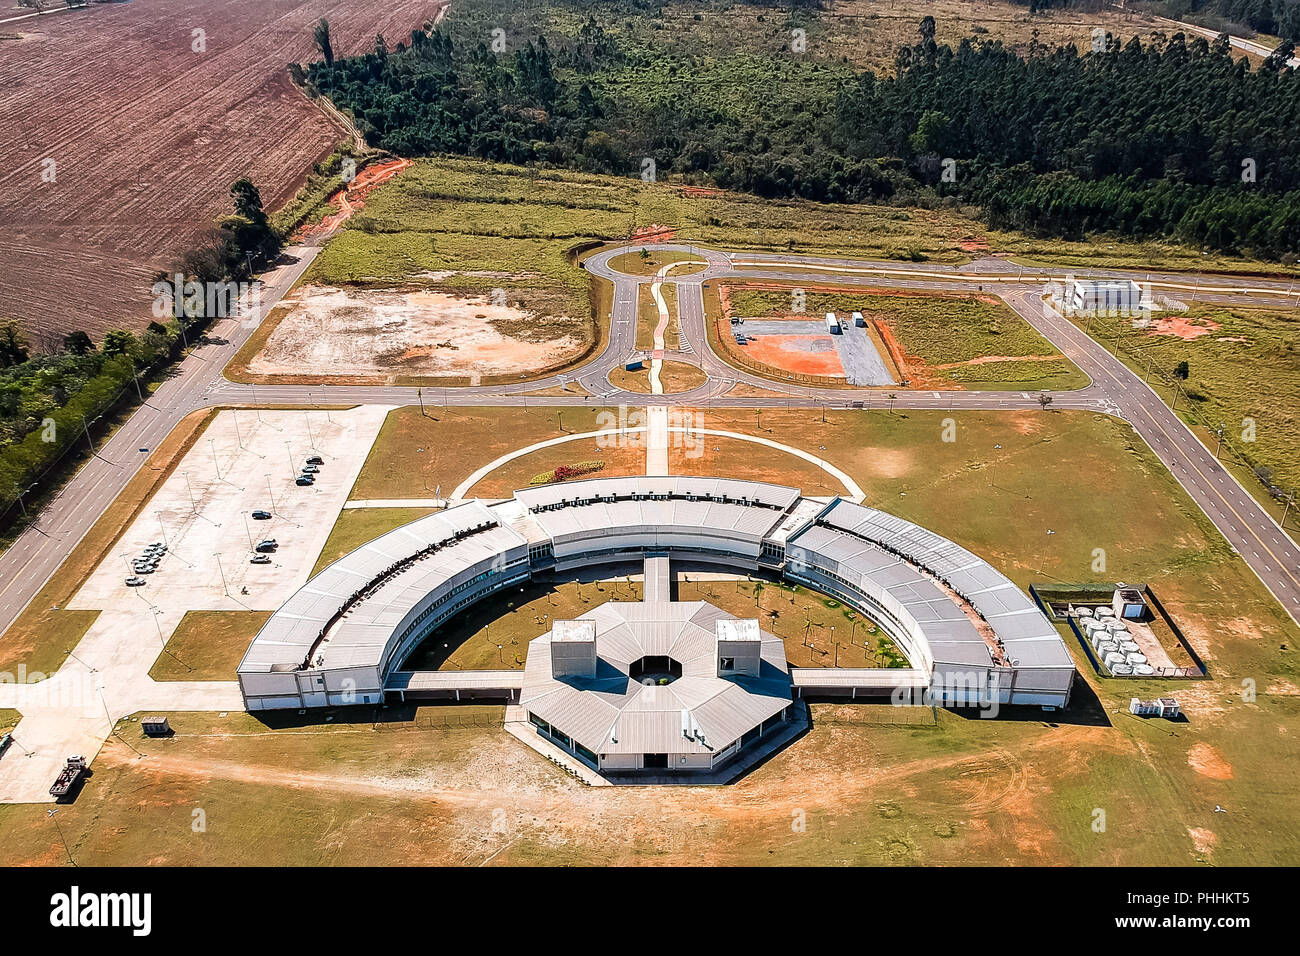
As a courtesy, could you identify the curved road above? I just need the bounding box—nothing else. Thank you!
[2,241,1300,642]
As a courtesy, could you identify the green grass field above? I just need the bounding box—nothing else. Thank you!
[1074,304,1300,497]
[149,611,272,682]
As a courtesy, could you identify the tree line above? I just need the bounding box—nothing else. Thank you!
[303,14,1300,258]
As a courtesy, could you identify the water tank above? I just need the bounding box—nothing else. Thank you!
[1111,663,1135,676]
[1104,651,1126,667]
[1125,652,1147,665]
[1118,640,1140,654]
[1133,663,1155,676]
[1095,640,1118,656]
[1094,606,1115,618]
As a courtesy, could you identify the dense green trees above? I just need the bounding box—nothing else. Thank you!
[303,17,1300,258]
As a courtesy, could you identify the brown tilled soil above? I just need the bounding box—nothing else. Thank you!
[0,0,445,340]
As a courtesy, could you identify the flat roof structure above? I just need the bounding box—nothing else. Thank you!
[520,598,792,773]
[239,476,1074,713]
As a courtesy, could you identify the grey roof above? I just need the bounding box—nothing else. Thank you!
[238,500,526,674]
[240,477,1072,709]
[788,500,1072,671]
[520,600,791,755]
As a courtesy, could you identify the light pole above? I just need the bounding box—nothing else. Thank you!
[214,553,230,597]
[47,809,76,867]
[208,439,220,480]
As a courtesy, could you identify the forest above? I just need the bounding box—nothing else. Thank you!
[303,12,1300,258]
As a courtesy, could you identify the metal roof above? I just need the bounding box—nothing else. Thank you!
[520,600,791,755]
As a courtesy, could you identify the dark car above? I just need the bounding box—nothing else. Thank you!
[251,510,272,520]
[306,455,323,465]
[295,476,314,486]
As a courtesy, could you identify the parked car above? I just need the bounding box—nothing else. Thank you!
[125,576,147,587]
[255,540,277,553]
[251,510,272,520]
[301,464,320,474]
[295,476,314,486]
[306,455,323,465]
[249,554,272,565]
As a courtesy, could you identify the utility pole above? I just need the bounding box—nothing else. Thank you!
[215,553,230,597]
[47,809,76,867]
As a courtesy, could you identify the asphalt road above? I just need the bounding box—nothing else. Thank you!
[2,242,1299,641]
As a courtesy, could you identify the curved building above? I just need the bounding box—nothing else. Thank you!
[237,476,1075,714]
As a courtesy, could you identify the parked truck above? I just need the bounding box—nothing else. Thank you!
[825,312,841,335]
[50,755,87,799]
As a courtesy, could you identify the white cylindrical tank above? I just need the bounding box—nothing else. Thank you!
[1111,663,1134,675]
[1095,606,1115,618]
[1105,618,1128,632]
[1118,640,1140,654]
[1133,663,1155,676]
[1077,607,1093,618]
[1125,652,1147,665]
[1095,641,1119,657]
[1104,651,1126,667]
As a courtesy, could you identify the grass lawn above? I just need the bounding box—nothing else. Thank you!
[3,407,1297,864]
[608,250,706,277]
[149,610,272,682]
[608,361,707,394]
[723,284,1088,390]
[469,437,644,498]
[402,576,644,670]
[1070,304,1300,499]
[676,577,908,668]
[349,406,617,502]
[635,282,679,350]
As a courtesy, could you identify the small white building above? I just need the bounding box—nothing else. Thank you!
[1065,278,1148,318]
[1113,587,1147,621]
[825,312,841,335]
[1130,697,1180,718]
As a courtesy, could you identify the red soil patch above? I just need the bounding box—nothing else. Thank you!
[1188,742,1234,780]
[1150,315,1221,340]
[630,224,676,242]
[295,157,412,240]
[741,334,845,377]
[675,185,724,198]
[959,236,991,253]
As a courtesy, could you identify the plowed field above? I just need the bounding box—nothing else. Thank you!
[0,0,444,341]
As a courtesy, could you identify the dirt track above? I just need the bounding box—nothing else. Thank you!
[0,0,444,340]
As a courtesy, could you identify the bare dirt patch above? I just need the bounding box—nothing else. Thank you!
[1188,742,1234,780]
[1150,315,1221,340]
[246,285,584,381]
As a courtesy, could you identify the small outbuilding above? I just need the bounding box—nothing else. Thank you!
[141,715,172,737]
